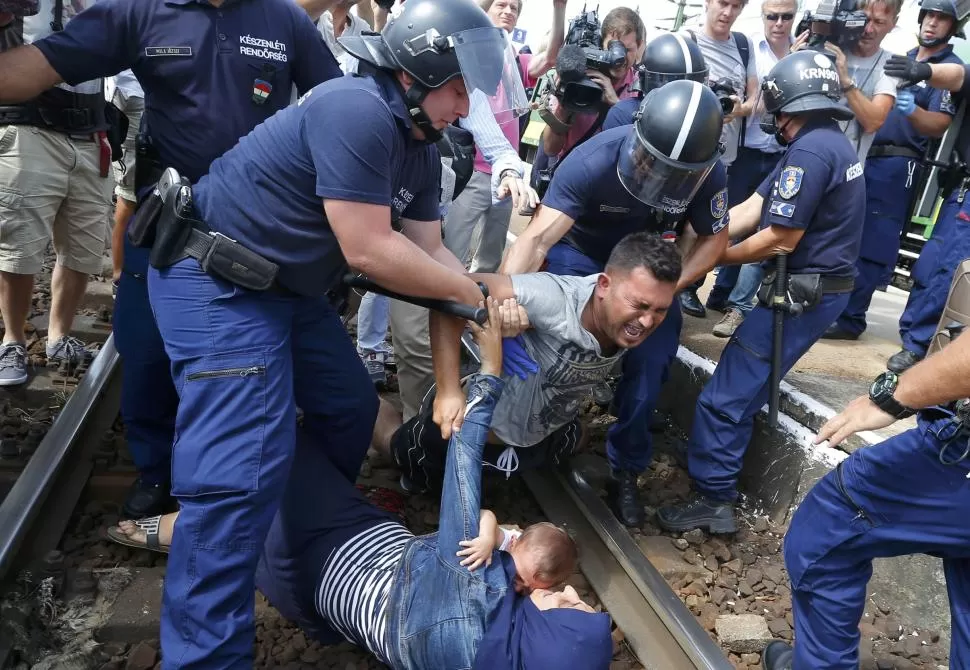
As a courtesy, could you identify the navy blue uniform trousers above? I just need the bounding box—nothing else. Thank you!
[836,155,917,336]
[113,239,177,487]
[899,194,970,356]
[784,412,970,669]
[688,292,849,501]
[148,258,377,669]
[546,242,682,473]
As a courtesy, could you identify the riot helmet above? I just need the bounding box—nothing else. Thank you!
[638,32,709,97]
[340,0,528,142]
[759,50,853,145]
[617,80,724,213]
[917,0,965,47]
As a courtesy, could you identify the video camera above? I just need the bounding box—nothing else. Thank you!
[553,5,627,113]
[709,77,739,115]
[795,0,869,52]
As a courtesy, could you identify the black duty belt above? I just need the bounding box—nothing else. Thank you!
[181,225,295,295]
[0,104,104,133]
[867,145,921,160]
[817,275,854,294]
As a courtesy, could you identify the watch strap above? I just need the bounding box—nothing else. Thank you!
[870,372,915,419]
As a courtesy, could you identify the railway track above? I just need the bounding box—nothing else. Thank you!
[0,337,729,669]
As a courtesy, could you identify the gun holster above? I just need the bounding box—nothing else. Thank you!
[149,185,196,270]
[127,185,165,248]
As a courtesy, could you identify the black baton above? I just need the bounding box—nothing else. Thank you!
[768,254,789,428]
[343,274,487,325]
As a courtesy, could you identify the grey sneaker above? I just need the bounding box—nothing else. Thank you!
[360,352,387,387]
[46,336,95,366]
[0,343,28,386]
[712,308,745,338]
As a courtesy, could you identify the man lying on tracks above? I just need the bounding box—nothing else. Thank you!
[372,231,682,493]
[762,328,970,670]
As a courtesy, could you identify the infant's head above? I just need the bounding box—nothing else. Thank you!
[508,522,578,594]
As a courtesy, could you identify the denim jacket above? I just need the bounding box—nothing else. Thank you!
[384,374,514,670]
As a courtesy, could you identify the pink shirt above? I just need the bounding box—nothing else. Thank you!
[472,53,537,175]
[549,66,638,157]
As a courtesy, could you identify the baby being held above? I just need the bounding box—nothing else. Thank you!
[457,510,578,593]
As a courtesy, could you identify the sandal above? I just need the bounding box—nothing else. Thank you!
[106,515,171,554]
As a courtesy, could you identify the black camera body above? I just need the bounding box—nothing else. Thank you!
[553,6,626,113]
[796,0,869,52]
[708,77,739,115]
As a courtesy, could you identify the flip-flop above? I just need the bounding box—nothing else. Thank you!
[106,515,170,554]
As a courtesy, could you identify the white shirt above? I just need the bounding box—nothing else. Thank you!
[458,89,523,203]
[743,32,788,154]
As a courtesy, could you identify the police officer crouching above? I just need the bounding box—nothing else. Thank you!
[121,0,513,665]
[657,50,865,534]
[499,79,730,526]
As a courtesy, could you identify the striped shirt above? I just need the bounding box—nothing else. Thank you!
[316,521,414,664]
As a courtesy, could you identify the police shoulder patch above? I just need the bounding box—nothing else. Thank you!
[711,215,728,234]
[710,188,728,219]
[777,165,804,200]
[769,200,795,218]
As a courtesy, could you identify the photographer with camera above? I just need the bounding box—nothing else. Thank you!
[677,0,761,318]
[540,7,644,159]
[824,0,962,345]
[502,80,730,526]
[763,327,970,669]
[792,0,898,163]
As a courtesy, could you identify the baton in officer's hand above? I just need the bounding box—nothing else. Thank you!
[343,274,487,325]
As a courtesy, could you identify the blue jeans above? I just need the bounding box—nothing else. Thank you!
[356,291,391,354]
[546,242,682,473]
[149,259,377,669]
[784,413,970,669]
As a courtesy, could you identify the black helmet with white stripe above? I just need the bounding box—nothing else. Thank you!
[339,0,528,142]
[617,79,724,213]
[761,50,853,121]
[639,32,709,96]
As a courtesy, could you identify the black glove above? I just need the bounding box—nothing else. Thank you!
[884,55,933,87]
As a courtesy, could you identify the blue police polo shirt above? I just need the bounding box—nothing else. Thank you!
[33,0,341,182]
[601,98,640,131]
[543,126,729,265]
[755,119,865,278]
[193,71,442,296]
[872,45,962,154]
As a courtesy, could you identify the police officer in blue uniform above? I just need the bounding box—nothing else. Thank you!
[602,32,709,131]
[0,0,342,520]
[657,50,865,534]
[761,332,970,670]
[500,79,730,526]
[882,3,970,374]
[824,0,963,343]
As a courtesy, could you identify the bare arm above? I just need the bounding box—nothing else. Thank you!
[526,1,567,80]
[727,192,765,239]
[327,201,481,304]
[817,331,970,446]
[845,90,893,134]
[721,224,805,265]
[678,229,729,290]
[296,0,336,22]
[907,107,951,138]
[0,46,62,103]
[499,205,576,273]
[355,0,375,29]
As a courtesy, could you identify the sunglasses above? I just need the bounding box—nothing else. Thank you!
[764,12,795,21]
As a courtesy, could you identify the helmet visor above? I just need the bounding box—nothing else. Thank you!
[642,67,709,95]
[452,27,530,118]
[616,125,719,212]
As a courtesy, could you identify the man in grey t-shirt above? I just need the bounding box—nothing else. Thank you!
[792,0,898,163]
[378,232,681,494]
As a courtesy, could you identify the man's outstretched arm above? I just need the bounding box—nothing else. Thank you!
[0,46,62,102]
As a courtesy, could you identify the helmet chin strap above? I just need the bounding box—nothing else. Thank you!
[400,81,443,144]
[918,35,948,47]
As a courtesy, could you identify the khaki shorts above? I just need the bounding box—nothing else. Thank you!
[111,89,144,204]
[0,125,111,275]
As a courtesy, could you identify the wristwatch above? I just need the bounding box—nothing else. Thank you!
[841,78,857,93]
[498,168,519,182]
[869,371,916,419]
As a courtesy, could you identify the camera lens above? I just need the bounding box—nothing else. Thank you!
[719,96,734,114]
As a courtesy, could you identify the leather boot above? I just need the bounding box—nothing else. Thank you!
[607,470,645,527]
[656,495,737,534]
